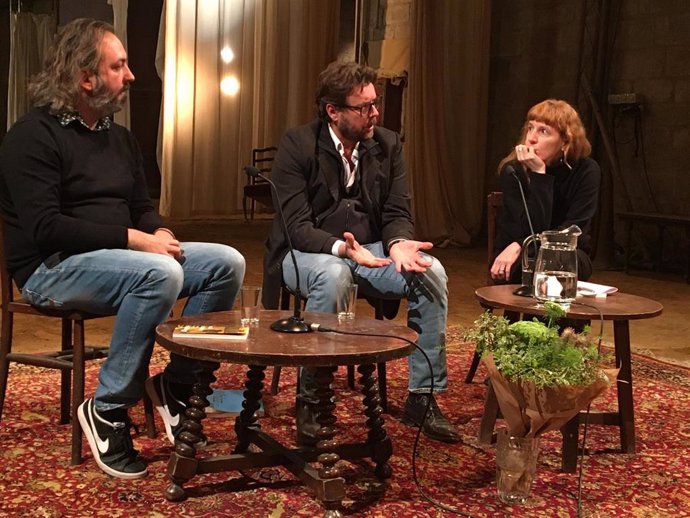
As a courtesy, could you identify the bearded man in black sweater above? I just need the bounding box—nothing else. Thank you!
[0,19,245,479]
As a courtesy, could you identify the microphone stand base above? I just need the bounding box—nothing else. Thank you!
[513,285,535,297]
[271,316,312,333]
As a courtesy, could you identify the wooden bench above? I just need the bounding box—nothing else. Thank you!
[618,211,690,283]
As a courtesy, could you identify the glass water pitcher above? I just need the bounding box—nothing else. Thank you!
[522,225,582,305]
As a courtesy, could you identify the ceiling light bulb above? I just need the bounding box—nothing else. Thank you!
[220,76,240,96]
[220,47,234,63]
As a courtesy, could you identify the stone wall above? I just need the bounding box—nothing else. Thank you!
[486,1,585,186]
[487,0,690,270]
[366,0,690,269]
[607,0,690,215]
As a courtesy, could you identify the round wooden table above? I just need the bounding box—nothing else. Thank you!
[155,310,416,516]
[473,285,663,472]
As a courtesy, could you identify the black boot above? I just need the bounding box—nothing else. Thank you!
[402,392,460,443]
[296,398,320,446]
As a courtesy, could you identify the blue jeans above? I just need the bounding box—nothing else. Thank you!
[22,243,245,412]
[282,242,448,398]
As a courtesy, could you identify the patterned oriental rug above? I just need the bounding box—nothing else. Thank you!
[1,329,689,518]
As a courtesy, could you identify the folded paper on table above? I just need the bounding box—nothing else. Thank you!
[172,324,249,340]
[206,389,264,417]
[483,354,618,437]
[577,281,618,297]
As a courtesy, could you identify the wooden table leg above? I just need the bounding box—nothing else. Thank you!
[313,366,345,517]
[165,360,219,501]
[613,320,635,453]
[464,351,481,384]
[358,363,393,479]
[560,415,580,473]
[687,229,690,283]
[233,364,266,454]
[478,380,499,444]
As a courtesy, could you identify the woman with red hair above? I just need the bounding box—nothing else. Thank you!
[490,99,600,284]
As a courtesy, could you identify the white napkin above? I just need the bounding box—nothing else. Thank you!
[577,281,618,297]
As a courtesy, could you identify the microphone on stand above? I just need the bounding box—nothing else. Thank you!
[507,164,537,297]
[244,166,312,333]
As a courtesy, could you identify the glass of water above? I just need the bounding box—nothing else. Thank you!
[337,283,358,321]
[240,285,262,326]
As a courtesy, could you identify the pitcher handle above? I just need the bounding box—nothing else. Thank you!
[522,234,539,270]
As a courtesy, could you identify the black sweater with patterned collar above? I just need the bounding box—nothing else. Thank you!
[0,108,163,288]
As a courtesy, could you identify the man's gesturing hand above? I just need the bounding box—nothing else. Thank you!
[340,232,392,268]
[389,239,433,273]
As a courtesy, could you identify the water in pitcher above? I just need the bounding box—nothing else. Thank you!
[533,270,577,304]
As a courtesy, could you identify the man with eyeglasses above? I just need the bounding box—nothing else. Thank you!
[263,61,458,445]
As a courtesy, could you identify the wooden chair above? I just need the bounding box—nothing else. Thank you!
[485,191,504,285]
[0,220,156,465]
[465,191,507,384]
[243,146,277,220]
[270,284,400,412]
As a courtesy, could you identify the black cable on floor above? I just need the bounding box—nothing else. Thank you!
[321,327,478,517]
[568,300,606,518]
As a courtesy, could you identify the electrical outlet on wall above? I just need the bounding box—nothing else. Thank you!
[608,93,641,105]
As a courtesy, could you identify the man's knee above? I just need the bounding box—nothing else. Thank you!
[315,261,353,292]
[411,256,448,304]
[144,255,184,300]
[186,242,246,281]
[432,257,448,283]
[212,244,246,279]
[423,256,448,286]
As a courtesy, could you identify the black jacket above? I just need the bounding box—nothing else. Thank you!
[263,119,414,308]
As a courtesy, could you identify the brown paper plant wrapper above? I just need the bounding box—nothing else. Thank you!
[483,353,619,438]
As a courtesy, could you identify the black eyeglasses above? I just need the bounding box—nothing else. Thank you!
[338,97,381,117]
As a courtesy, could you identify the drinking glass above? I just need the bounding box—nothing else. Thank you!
[337,284,358,321]
[495,428,540,504]
[240,285,262,326]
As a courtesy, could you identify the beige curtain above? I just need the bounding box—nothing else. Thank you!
[405,0,491,246]
[7,12,55,129]
[251,0,340,147]
[158,0,339,218]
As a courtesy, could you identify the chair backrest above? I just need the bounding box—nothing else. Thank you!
[486,191,503,284]
[0,219,16,307]
[249,146,277,186]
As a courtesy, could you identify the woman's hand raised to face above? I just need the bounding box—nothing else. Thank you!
[515,144,546,174]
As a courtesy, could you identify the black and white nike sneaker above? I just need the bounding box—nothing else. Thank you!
[77,398,147,479]
[145,373,206,446]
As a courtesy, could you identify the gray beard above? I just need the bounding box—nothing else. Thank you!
[85,84,127,117]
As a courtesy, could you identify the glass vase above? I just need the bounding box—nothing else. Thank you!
[495,428,540,504]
